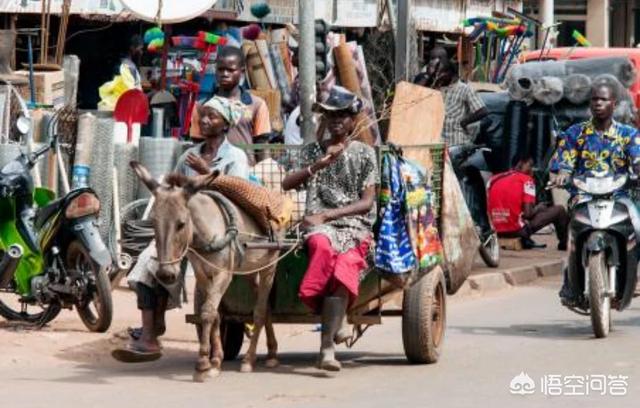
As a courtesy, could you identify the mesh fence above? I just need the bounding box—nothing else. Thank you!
[242,143,445,232]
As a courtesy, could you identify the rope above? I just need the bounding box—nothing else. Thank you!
[186,240,300,276]
[155,0,164,28]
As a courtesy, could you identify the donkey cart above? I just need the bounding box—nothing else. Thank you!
[114,143,462,366]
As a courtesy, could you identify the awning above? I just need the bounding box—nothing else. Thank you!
[1,0,380,27]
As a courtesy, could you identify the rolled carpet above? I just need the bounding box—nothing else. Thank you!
[563,74,592,105]
[532,76,564,105]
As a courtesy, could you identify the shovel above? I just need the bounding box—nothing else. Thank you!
[114,89,149,143]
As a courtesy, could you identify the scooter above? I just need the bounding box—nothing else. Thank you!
[449,144,500,268]
[0,82,113,332]
[559,173,638,338]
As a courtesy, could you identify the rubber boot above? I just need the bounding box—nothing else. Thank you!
[334,315,352,345]
[318,296,346,371]
[0,30,27,84]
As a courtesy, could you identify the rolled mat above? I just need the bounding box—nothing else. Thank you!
[355,45,381,144]
[563,74,592,105]
[532,76,564,105]
[333,43,374,145]
[507,77,535,104]
[242,41,271,90]
[89,118,115,240]
[566,57,636,88]
[270,43,292,108]
[250,89,284,133]
[278,42,294,85]
[137,137,180,199]
[256,39,277,89]
[593,74,636,124]
[207,174,293,233]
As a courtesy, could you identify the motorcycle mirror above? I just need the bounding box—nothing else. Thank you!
[16,115,31,135]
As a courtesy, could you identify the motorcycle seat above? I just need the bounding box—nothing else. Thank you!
[35,197,64,229]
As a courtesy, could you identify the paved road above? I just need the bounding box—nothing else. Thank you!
[1,276,638,408]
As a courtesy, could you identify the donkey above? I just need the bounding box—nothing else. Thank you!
[131,162,281,382]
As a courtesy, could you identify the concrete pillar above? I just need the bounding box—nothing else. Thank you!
[539,0,555,48]
[586,0,610,47]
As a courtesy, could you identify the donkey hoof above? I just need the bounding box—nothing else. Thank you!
[210,357,223,370]
[193,370,210,383]
[240,361,254,373]
[265,358,279,369]
[196,358,212,373]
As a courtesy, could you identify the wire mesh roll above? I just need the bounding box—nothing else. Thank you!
[0,143,22,169]
[63,55,80,106]
[113,142,139,212]
[89,118,115,240]
[137,137,179,199]
[73,112,96,189]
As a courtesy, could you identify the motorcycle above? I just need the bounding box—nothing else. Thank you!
[560,173,638,338]
[449,144,500,268]
[0,82,113,332]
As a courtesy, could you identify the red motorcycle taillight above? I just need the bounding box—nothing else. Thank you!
[65,193,101,219]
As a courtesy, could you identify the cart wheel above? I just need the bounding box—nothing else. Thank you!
[402,267,446,364]
[194,289,245,361]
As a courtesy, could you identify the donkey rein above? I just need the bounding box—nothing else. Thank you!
[186,240,300,276]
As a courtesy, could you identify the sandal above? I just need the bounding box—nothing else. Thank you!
[112,342,162,363]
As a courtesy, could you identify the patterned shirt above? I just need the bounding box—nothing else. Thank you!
[297,141,379,253]
[549,120,640,177]
[441,80,486,146]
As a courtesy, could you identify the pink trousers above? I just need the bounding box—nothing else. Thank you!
[298,233,370,313]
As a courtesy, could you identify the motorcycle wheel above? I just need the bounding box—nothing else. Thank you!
[588,252,611,338]
[478,231,500,268]
[67,241,113,333]
[0,248,61,325]
[0,293,61,325]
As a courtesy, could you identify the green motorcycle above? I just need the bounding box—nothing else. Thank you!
[0,85,113,332]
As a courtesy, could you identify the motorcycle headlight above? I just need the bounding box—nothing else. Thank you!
[16,115,31,135]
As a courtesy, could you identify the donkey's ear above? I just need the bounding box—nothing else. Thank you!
[183,170,220,198]
[130,161,159,194]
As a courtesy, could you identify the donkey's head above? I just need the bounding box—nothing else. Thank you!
[130,161,219,285]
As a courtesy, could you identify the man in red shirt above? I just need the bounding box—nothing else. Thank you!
[488,157,569,250]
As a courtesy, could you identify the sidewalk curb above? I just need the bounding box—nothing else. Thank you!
[452,259,565,299]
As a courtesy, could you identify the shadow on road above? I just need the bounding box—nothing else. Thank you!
[8,334,412,384]
[451,313,640,340]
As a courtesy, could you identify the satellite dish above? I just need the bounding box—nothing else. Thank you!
[120,0,218,24]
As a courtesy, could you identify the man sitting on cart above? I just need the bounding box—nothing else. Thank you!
[282,86,378,371]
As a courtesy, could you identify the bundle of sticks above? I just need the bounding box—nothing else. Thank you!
[39,0,71,66]
[55,0,72,66]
